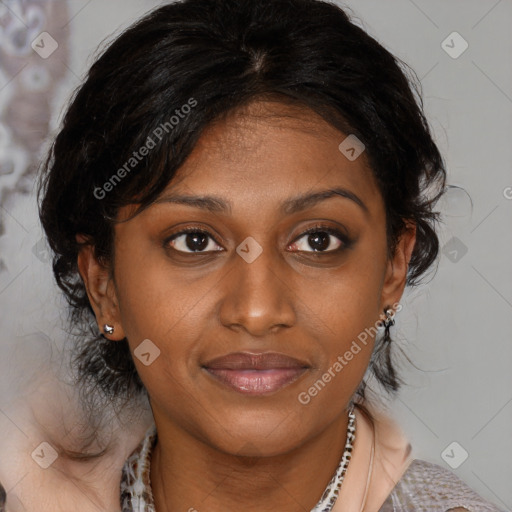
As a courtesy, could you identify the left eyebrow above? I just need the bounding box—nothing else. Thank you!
[280,187,369,216]
[154,186,369,216]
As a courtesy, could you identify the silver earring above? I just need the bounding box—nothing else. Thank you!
[103,324,114,335]
[382,308,395,344]
[383,308,395,328]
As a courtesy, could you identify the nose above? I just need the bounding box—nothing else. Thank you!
[218,245,296,337]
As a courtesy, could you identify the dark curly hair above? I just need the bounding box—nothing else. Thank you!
[38,0,446,426]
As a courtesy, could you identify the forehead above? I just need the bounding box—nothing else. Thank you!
[169,100,380,205]
[135,100,385,223]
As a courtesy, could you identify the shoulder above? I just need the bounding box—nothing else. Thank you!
[0,481,5,510]
[379,459,506,512]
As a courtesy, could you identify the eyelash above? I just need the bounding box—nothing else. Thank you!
[164,223,353,255]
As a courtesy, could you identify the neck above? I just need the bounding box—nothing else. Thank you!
[151,410,350,512]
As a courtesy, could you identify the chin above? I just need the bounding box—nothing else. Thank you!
[203,411,309,458]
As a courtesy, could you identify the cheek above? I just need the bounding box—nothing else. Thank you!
[112,248,209,384]
[291,272,386,415]
[312,260,385,336]
[112,240,180,339]
[307,255,386,373]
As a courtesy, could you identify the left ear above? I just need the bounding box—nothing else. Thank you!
[379,221,417,312]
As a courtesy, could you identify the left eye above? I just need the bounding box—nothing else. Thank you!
[167,230,223,253]
[290,228,345,253]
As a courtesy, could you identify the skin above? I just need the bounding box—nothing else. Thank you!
[78,100,416,512]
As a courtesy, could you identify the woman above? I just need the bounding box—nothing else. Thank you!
[28,0,505,510]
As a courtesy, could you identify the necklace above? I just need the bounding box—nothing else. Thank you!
[310,404,356,511]
[311,403,376,512]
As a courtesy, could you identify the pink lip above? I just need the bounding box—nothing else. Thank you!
[202,352,310,395]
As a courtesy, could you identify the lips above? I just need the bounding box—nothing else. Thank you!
[202,352,310,395]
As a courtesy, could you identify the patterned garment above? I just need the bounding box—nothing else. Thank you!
[120,424,507,512]
[121,424,157,512]
[378,460,507,512]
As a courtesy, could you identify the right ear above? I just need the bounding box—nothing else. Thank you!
[76,234,126,341]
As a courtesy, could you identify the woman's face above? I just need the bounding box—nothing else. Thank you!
[80,100,415,457]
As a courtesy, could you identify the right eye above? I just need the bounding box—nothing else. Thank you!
[165,228,224,254]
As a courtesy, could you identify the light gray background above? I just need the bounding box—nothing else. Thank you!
[0,0,510,510]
